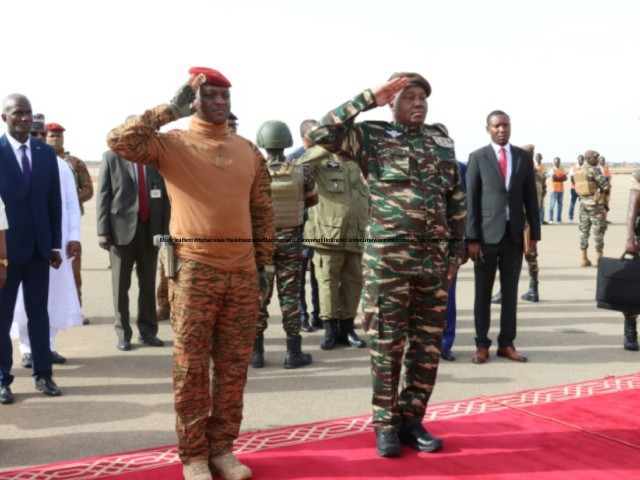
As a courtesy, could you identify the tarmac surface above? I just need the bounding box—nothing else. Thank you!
[1,173,638,472]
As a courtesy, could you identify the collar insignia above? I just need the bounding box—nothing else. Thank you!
[385,129,403,139]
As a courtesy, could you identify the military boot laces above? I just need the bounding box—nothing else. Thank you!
[209,453,252,480]
[183,460,212,480]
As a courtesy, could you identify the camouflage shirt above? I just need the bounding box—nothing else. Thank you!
[64,153,93,215]
[309,89,466,275]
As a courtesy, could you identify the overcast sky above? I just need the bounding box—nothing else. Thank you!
[2,0,639,163]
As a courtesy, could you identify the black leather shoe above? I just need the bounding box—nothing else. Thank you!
[117,339,132,351]
[35,376,61,397]
[441,349,456,361]
[375,430,402,458]
[51,351,67,364]
[0,385,13,405]
[21,353,32,368]
[138,335,164,347]
[399,422,443,453]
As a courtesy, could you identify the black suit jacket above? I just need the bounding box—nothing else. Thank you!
[465,144,541,245]
[96,150,170,246]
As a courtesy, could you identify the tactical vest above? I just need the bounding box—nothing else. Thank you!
[269,162,305,228]
[573,168,598,197]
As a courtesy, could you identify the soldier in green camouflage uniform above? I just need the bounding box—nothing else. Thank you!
[578,149,611,267]
[622,169,640,351]
[251,120,318,369]
[521,144,543,302]
[309,73,466,458]
[298,145,370,350]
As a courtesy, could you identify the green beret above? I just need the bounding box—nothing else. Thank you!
[389,71,431,98]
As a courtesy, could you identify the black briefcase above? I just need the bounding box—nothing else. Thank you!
[596,254,640,312]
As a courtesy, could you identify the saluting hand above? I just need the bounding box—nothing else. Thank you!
[372,77,410,106]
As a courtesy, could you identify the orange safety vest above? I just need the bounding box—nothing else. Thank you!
[551,166,566,192]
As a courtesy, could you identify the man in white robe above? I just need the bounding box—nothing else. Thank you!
[12,157,83,366]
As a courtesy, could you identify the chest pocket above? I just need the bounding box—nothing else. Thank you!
[379,149,411,182]
[319,161,346,193]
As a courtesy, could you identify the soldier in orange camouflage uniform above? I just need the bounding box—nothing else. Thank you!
[107,67,274,480]
[45,123,93,324]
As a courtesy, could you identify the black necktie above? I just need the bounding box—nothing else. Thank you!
[20,145,31,187]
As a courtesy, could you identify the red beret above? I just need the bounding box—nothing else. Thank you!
[45,122,65,133]
[188,67,231,88]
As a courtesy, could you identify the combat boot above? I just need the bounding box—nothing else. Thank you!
[337,318,367,348]
[209,453,252,480]
[491,290,502,304]
[580,250,592,267]
[320,319,338,350]
[595,251,603,267]
[284,335,312,369]
[182,460,211,480]
[520,280,539,302]
[624,315,639,351]
[249,337,264,368]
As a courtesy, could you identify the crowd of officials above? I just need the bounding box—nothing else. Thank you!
[1,68,639,480]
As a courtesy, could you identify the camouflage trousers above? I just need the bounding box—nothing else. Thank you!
[362,267,448,431]
[257,231,303,339]
[313,248,363,320]
[579,201,608,252]
[169,258,259,463]
[524,246,538,281]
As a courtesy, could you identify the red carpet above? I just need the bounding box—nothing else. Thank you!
[3,373,640,480]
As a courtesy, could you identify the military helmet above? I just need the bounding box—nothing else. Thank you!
[256,120,293,149]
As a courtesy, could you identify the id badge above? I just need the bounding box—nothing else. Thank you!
[150,188,162,199]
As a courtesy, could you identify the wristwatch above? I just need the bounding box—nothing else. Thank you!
[0,259,8,267]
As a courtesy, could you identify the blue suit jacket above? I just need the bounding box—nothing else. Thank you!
[0,134,62,264]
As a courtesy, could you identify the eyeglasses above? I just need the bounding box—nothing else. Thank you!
[31,131,46,138]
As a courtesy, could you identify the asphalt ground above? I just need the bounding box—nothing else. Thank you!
[1,173,638,472]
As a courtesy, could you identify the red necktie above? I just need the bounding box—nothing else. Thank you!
[498,147,507,179]
[137,163,150,223]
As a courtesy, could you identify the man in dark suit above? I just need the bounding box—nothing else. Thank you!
[0,94,63,405]
[97,150,170,351]
[465,110,541,364]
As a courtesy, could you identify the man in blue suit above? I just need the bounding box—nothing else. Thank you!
[0,94,63,405]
